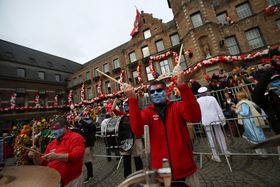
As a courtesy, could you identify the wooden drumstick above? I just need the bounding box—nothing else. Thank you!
[21,145,44,156]
[177,44,184,66]
[96,69,123,85]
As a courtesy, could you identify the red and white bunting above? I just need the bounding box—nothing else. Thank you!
[137,64,142,83]
[119,70,125,84]
[80,83,85,101]
[34,93,40,107]
[10,93,16,109]
[97,78,102,96]
[53,95,58,107]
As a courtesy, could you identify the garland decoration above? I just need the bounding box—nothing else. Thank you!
[80,83,85,101]
[10,93,17,109]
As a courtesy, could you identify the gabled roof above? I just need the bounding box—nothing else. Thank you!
[0,39,82,73]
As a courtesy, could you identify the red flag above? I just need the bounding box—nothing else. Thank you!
[130,9,141,37]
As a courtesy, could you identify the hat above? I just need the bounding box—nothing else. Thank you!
[198,86,208,93]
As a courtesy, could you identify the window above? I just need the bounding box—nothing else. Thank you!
[47,61,53,67]
[129,51,137,63]
[17,68,25,77]
[115,76,120,90]
[113,58,120,69]
[94,68,99,77]
[159,60,170,74]
[191,12,203,28]
[78,75,82,83]
[86,71,90,80]
[105,81,111,94]
[245,28,264,50]
[103,63,109,73]
[38,71,45,80]
[55,74,61,82]
[141,46,150,58]
[132,71,138,84]
[87,87,92,99]
[16,88,26,107]
[268,0,280,6]
[277,19,280,29]
[180,55,188,70]
[95,85,99,96]
[217,12,228,25]
[143,29,151,39]
[73,77,77,85]
[170,33,180,46]
[236,2,252,19]
[225,36,240,55]
[146,66,154,81]
[156,40,165,52]
[29,57,37,64]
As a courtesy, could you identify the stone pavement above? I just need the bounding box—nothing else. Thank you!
[85,137,280,187]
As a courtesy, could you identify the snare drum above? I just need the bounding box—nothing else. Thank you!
[102,116,134,152]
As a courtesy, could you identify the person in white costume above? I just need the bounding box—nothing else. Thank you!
[197,87,231,162]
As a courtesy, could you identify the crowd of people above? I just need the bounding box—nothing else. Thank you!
[1,59,279,187]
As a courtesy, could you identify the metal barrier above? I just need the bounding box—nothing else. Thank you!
[188,115,279,172]
[195,83,255,107]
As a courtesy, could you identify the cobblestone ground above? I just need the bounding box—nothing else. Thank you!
[85,134,280,187]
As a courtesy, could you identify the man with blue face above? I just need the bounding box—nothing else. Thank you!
[122,67,201,187]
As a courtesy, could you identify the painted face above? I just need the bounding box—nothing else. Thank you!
[52,128,65,139]
[149,84,167,104]
[123,102,129,112]
[51,122,66,139]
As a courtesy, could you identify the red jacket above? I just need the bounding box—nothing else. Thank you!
[43,130,85,186]
[128,84,201,179]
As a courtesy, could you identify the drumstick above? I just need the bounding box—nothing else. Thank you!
[177,44,184,65]
[21,145,44,156]
[96,69,123,85]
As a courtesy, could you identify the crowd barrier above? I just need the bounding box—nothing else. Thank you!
[93,115,279,173]
[195,83,255,107]
[188,115,279,172]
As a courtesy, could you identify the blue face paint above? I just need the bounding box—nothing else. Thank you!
[150,89,167,104]
[52,128,65,139]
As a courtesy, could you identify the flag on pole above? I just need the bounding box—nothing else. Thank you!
[130,8,141,37]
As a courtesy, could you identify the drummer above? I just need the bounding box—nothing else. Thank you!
[122,66,201,187]
[28,116,85,187]
[112,97,144,178]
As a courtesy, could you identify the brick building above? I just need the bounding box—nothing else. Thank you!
[0,39,82,122]
[167,0,280,80]
[1,0,280,121]
[68,11,186,102]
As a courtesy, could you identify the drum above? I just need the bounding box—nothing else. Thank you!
[102,116,134,152]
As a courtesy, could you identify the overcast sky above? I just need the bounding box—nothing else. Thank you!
[0,0,173,64]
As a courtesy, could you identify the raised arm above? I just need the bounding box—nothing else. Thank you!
[122,83,149,137]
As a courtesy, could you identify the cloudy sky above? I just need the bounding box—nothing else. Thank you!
[0,0,173,64]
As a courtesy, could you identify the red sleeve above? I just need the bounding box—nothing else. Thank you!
[128,98,150,138]
[112,109,126,116]
[177,84,201,123]
[67,134,85,162]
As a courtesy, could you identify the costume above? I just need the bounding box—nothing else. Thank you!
[197,94,230,162]
[42,129,85,186]
[236,99,266,144]
[128,84,201,180]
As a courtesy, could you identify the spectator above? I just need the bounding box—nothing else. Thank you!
[232,91,267,156]
[197,87,231,162]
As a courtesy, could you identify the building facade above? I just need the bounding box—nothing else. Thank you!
[0,40,82,121]
[68,11,185,103]
[168,0,280,79]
